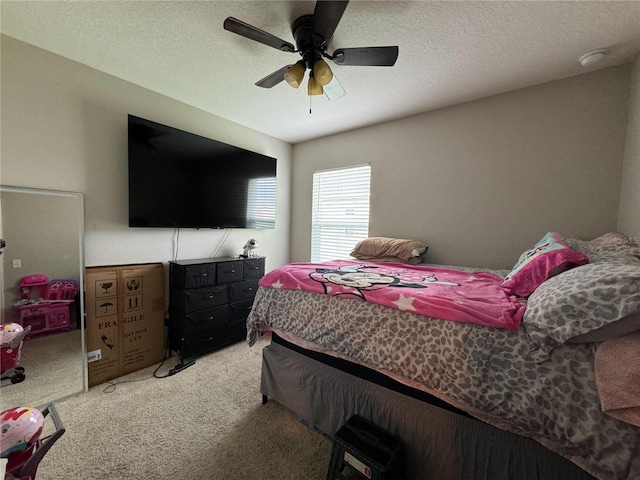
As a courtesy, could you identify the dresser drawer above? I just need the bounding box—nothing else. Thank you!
[228,318,247,344]
[171,305,228,335]
[170,327,228,359]
[216,260,243,284]
[171,263,217,289]
[229,298,254,322]
[229,279,259,303]
[168,256,264,361]
[243,258,265,279]
[171,285,227,313]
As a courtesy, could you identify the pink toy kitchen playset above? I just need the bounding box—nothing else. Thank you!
[12,275,78,338]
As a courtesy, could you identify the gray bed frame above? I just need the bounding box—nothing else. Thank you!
[260,334,595,480]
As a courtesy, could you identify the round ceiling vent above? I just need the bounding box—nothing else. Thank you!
[578,48,608,68]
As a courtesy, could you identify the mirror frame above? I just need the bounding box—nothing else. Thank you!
[1,185,88,402]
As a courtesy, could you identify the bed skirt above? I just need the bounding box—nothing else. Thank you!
[260,338,595,480]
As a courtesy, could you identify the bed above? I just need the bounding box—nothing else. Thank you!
[246,234,640,480]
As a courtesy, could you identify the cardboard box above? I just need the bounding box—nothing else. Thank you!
[85,263,165,387]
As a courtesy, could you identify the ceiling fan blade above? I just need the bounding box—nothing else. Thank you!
[255,65,293,88]
[332,46,399,66]
[224,17,295,52]
[323,74,346,101]
[311,1,349,48]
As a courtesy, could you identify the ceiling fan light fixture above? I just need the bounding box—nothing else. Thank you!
[284,62,305,88]
[308,76,323,96]
[224,3,400,101]
[322,74,346,100]
[313,59,333,86]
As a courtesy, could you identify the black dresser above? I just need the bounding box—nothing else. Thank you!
[169,256,265,361]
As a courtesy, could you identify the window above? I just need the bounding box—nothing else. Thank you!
[311,164,371,262]
[246,177,276,229]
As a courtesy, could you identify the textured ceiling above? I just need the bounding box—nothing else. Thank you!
[2,1,640,144]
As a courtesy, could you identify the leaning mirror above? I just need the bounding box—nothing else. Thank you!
[0,185,86,409]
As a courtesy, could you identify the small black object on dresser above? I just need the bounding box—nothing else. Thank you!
[169,256,265,362]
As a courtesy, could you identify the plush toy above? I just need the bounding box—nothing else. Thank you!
[242,238,258,257]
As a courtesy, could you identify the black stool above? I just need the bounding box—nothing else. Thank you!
[326,415,405,480]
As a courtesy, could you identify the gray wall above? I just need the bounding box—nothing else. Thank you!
[2,35,637,275]
[618,53,640,242]
[291,66,632,269]
[1,35,292,272]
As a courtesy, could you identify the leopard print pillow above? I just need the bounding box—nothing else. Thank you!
[566,237,640,265]
[523,262,640,362]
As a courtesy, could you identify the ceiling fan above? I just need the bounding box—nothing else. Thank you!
[223,0,399,100]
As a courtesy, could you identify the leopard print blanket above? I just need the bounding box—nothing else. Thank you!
[247,286,640,480]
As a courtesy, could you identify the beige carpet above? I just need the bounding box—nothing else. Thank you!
[1,329,84,410]
[33,338,334,480]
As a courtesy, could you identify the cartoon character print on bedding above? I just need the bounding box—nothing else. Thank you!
[260,261,525,330]
[310,263,460,300]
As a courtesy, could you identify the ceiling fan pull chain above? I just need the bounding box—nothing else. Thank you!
[309,96,312,115]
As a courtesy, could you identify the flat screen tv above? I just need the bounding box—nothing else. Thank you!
[128,115,277,229]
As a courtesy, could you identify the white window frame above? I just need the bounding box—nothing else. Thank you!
[311,164,371,262]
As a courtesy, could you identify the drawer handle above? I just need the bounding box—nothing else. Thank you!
[202,273,208,276]
[231,269,235,273]
[208,295,214,299]
[208,316,214,321]
[205,336,214,342]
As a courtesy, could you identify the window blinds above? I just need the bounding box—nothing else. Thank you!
[311,164,371,262]
[246,177,276,229]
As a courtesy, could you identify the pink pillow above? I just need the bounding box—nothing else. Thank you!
[502,232,589,297]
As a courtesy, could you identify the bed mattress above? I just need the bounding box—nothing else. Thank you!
[262,334,595,480]
[247,285,640,480]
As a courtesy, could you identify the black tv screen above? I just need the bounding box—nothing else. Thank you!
[128,115,277,229]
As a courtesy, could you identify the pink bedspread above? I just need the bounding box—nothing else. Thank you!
[258,261,525,329]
